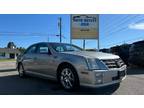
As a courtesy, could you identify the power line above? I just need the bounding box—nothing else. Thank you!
[104,15,139,35]
[0,31,66,38]
[101,31,144,47]
[104,15,142,34]
[106,16,143,35]
[109,18,144,36]
[102,36,144,48]
[103,15,130,31]
[103,15,131,34]
[100,16,144,41]
[102,28,144,46]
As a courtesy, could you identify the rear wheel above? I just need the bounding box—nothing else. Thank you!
[58,65,79,91]
[18,63,25,78]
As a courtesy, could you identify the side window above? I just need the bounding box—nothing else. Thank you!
[37,44,49,54]
[66,45,77,51]
[26,45,37,54]
[55,46,64,52]
[40,47,48,53]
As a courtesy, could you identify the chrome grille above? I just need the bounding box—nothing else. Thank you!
[102,58,125,69]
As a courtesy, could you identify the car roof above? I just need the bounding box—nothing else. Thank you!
[37,42,69,44]
[32,42,71,46]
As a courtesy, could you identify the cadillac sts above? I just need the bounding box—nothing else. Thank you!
[17,42,126,90]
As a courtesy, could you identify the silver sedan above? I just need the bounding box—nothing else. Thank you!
[17,42,126,90]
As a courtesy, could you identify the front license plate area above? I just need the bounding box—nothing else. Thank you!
[112,71,125,81]
[118,70,126,78]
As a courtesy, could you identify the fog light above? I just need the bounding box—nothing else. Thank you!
[96,79,102,84]
[95,73,103,77]
[95,73,103,84]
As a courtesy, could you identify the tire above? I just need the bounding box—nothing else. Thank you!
[18,63,25,78]
[57,65,79,91]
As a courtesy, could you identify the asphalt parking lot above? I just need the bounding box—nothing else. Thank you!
[0,67,144,95]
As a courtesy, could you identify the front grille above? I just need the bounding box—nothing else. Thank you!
[102,58,125,69]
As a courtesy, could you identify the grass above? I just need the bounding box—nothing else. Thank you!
[0,59,16,62]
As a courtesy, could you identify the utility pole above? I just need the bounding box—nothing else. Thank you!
[97,15,100,51]
[58,17,62,43]
[48,35,49,42]
[70,15,72,45]
[98,37,100,51]
[83,39,85,50]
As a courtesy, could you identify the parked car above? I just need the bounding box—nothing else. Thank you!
[17,42,127,90]
[129,40,144,67]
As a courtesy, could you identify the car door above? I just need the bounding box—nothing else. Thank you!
[33,43,56,77]
[22,44,38,72]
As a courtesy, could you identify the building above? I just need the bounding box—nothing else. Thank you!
[0,48,20,59]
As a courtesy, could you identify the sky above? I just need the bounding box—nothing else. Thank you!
[0,14,144,49]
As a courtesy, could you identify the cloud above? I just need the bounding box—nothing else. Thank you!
[129,23,144,30]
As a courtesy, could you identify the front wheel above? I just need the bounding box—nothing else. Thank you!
[58,65,79,91]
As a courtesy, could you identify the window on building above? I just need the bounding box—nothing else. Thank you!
[0,52,5,57]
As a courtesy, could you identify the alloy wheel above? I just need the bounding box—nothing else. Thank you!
[60,68,75,89]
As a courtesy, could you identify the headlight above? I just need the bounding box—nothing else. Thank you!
[87,58,99,70]
[86,58,107,70]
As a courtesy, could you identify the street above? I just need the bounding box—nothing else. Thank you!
[0,68,144,95]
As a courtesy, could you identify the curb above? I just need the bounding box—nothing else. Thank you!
[0,68,17,72]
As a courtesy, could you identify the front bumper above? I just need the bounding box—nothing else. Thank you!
[80,65,127,88]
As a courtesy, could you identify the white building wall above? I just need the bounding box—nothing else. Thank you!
[14,54,17,59]
[0,53,9,59]
[5,53,9,58]
[0,56,6,59]
[0,52,19,59]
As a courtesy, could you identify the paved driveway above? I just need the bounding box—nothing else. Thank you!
[0,61,16,70]
[0,67,144,95]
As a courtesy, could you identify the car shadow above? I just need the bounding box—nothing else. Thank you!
[0,74,119,95]
[0,69,16,72]
[70,84,120,95]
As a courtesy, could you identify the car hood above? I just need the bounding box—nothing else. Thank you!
[62,51,119,59]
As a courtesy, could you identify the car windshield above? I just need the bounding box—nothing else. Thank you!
[50,43,83,52]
